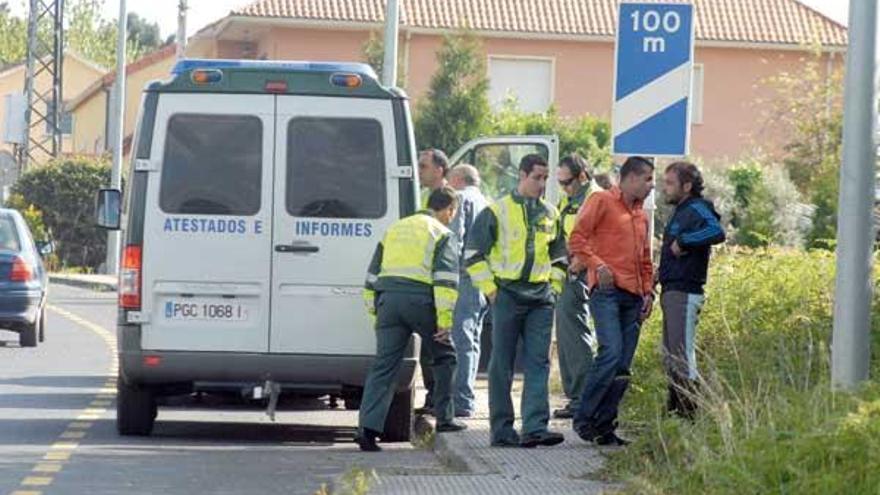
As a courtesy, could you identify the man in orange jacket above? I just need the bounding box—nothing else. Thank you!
[568,156,655,446]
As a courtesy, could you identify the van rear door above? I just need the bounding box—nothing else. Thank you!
[270,96,400,355]
[139,94,274,353]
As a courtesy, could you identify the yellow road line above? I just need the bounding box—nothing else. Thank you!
[7,305,118,495]
[42,452,70,462]
[20,478,52,487]
[32,464,63,474]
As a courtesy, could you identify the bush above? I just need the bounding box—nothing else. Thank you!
[726,159,812,248]
[487,101,613,172]
[3,193,49,242]
[608,249,880,494]
[11,156,113,270]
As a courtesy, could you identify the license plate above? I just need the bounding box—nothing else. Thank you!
[164,300,248,321]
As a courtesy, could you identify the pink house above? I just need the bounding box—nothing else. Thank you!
[187,0,847,161]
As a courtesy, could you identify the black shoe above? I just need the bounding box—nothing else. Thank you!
[454,410,474,418]
[596,431,630,446]
[574,423,603,443]
[355,428,382,452]
[520,430,565,448]
[552,407,574,419]
[436,419,468,433]
[490,437,521,448]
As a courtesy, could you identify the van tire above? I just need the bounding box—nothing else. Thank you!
[382,388,413,442]
[117,378,156,436]
[20,320,38,348]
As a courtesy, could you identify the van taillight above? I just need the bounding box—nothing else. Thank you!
[9,257,33,281]
[120,245,142,310]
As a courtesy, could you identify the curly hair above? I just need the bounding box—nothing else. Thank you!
[665,161,704,197]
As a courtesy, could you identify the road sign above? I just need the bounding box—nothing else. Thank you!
[612,2,695,157]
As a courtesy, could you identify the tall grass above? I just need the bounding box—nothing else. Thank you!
[609,248,880,494]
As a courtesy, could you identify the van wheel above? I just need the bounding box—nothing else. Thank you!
[382,388,413,442]
[117,378,156,436]
[20,320,38,348]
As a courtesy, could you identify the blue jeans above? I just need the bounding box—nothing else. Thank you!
[451,274,488,415]
[574,287,643,433]
[488,288,554,443]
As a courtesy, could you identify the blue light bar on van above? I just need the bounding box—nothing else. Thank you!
[171,59,378,79]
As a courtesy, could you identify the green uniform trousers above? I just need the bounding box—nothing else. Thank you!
[359,292,457,434]
[488,287,554,444]
[555,276,595,410]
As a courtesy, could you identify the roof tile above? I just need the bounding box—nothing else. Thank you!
[232,0,847,46]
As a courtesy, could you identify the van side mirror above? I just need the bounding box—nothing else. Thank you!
[95,188,122,230]
[36,240,54,256]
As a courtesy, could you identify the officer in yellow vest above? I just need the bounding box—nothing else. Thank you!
[465,154,568,448]
[357,186,467,452]
[552,153,601,419]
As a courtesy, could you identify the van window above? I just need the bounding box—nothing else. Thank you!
[160,114,262,215]
[466,143,549,200]
[286,117,386,219]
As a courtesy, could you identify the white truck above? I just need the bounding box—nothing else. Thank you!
[96,58,559,440]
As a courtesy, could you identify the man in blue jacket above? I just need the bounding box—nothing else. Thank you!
[658,161,726,419]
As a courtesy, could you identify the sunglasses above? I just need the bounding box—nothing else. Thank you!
[558,177,576,187]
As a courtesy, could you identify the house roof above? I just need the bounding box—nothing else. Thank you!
[231,0,847,47]
[68,43,178,111]
[0,51,107,81]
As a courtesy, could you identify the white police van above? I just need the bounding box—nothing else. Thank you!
[96,59,558,440]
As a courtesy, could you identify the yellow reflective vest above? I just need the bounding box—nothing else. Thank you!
[464,193,567,297]
[363,212,459,328]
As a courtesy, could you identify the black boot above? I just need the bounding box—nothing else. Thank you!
[666,384,682,415]
[355,428,382,452]
[668,380,699,420]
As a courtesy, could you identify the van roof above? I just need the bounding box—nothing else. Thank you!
[147,58,400,99]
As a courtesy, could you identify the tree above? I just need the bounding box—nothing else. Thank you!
[361,30,404,87]
[414,33,490,153]
[759,47,844,247]
[66,0,155,68]
[0,2,26,68]
[126,12,160,51]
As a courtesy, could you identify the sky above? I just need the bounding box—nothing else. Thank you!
[7,0,254,38]
[6,0,852,38]
[797,0,848,26]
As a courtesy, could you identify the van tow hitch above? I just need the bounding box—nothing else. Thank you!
[263,380,281,421]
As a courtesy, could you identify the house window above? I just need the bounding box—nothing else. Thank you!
[44,101,73,135]
[488,56,554,113]
[691,64,704,125]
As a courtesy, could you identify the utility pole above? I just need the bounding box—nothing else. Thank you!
[106,0,127,275]
[831,0,878,390]
[176,0,188,60]
[381,0,399,86]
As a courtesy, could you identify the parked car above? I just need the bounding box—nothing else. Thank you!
[0,208,51,347]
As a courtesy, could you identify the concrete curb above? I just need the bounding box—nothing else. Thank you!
[49,274,117,292]
[414,413,498,475]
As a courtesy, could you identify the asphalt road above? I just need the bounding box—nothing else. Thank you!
[0,284,442,495]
